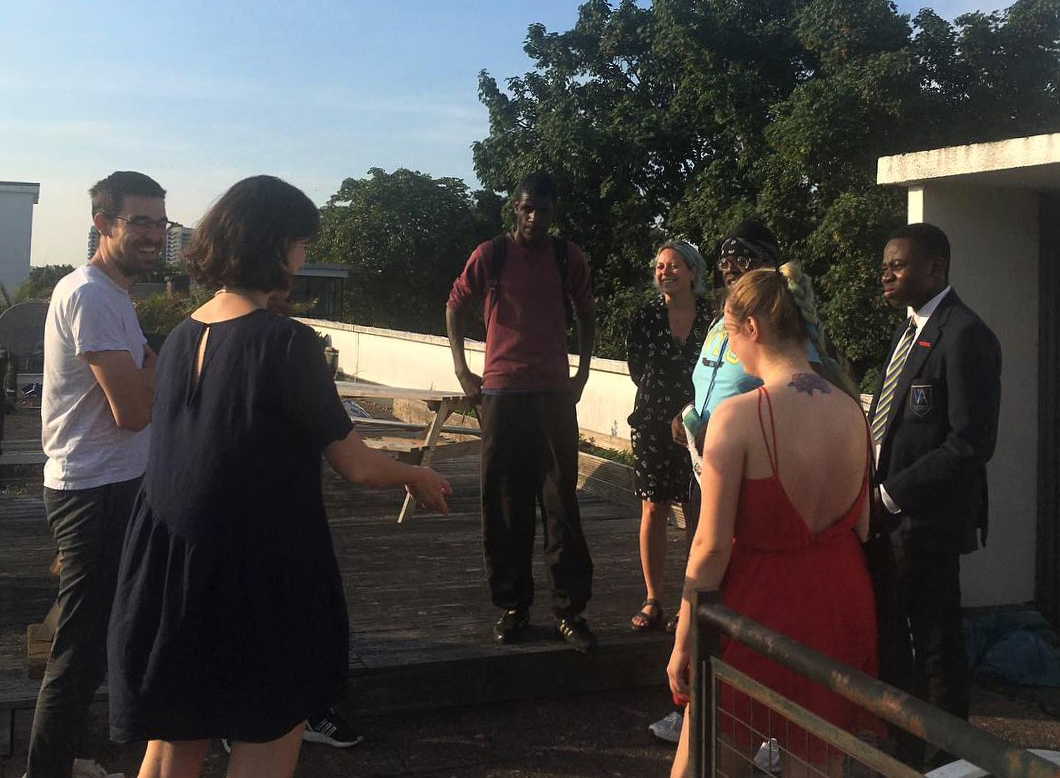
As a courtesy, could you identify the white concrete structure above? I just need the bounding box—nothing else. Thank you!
[878,132,1060,613]
[0,181,40,298]
[300,319,637,449]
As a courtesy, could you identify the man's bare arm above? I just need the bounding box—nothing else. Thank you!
[85,345,156,432]
[445,306,482,403]
[568,309,595,402]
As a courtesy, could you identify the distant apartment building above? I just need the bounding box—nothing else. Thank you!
[0,181,40,296]
[165,224,194,267]
[87,226,99,259]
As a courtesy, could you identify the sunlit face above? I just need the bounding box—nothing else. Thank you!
[719,253,770,288]
[513,193,553,247]
[881,238,944,310]
[654,248,694,295]
[285,239,309,276]
[99,195,167,277]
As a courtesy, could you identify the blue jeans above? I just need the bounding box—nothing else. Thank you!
[26,477,140,778]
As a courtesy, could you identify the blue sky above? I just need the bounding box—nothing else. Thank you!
[1,0,998,267]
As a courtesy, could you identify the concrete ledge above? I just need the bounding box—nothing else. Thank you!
[877,133,1060,190]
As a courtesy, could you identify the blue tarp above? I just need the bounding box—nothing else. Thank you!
[964,610,1060,687]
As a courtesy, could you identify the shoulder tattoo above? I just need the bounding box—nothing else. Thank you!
[788,372,831,396]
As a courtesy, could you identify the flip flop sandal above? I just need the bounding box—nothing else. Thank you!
[631,598,664,631]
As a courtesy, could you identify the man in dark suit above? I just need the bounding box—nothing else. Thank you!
[869,222,1002,765]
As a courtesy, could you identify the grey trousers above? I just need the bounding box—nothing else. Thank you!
[25,477,140,778]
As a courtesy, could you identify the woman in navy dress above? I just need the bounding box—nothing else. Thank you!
[107,176,452,778]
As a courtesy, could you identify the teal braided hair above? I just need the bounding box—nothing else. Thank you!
[779,262,860,399]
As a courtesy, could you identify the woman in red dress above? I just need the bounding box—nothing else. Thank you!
[667,264,878,777]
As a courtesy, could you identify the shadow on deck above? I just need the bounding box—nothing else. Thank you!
[0,454,687,753]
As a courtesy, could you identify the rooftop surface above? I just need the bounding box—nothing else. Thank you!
[1,407,1059,775]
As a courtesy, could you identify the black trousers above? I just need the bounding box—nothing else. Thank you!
[480,392,593,618]
[877,537,969,768]
[26,477,140,778]
[891,541,970,717]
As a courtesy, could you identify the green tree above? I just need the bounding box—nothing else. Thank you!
[310,168,503,335]
[15,265,76,302]
[473,0,1060,372]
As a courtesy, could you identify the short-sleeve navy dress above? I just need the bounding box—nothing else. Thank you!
[107,310,354,743]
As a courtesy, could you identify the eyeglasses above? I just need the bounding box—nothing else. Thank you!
[717,255,756,272]
[109,214,177,233]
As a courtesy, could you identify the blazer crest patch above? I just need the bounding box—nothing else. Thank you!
[910,383,933,416]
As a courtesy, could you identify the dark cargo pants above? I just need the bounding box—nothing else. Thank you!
[480,392,593,618]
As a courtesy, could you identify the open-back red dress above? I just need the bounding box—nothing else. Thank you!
[718,387,880,761]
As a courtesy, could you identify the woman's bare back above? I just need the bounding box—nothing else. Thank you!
[731,375,868,535]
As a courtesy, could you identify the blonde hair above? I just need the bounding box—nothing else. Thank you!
[727,263,859,399]
[653,240,708,296]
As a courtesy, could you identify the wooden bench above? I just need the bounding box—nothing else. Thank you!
[335,382,477,523]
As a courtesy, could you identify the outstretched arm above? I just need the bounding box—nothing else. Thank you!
[325,429,452,514]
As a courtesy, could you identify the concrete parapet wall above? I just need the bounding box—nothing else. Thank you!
[300,318,638,446]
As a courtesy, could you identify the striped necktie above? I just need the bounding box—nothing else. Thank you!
[871,318,917,444]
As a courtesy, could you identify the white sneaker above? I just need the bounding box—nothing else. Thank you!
[648,711,683,743]
[71,759,125,778]
[753,738,781,775]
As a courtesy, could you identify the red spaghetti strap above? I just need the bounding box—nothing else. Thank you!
[756,387,779,477]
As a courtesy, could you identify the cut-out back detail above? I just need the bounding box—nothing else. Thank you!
[747,386,868,542]
[190,323,210,394]
[185,309,266,402]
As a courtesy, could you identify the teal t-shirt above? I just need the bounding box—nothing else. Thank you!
[689,318,820,429]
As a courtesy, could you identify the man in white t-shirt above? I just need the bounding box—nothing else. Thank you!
[27,171,165,778]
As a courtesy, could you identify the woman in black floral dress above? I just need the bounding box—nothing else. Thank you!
[626,241,712,630]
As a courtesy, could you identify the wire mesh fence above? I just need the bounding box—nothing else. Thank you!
[690,590,1060,778]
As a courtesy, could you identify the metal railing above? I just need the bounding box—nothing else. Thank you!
[690,589,1060,778]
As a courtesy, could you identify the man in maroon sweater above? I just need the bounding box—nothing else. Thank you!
[446,172,597,652]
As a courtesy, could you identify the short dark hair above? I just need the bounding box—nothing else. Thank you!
[89,171,166,217]
[889,222,951,265]
[185,175,320,293]
[513,171,557,203]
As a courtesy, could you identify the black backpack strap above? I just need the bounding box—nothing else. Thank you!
[485,234,507,334]
[552,237,573,325]
[490,234,508,289]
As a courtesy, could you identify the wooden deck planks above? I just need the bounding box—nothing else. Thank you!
[0,453,687,725]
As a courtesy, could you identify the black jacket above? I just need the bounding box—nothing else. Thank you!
[869,290,1002,554]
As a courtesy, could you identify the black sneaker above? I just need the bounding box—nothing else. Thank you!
[304,708,364,748]
[494,607,530,644]
[555,615,597,653]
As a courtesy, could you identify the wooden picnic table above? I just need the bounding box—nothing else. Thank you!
[333,381,477,523]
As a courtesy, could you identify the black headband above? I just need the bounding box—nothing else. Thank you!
[719,236,779,264]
